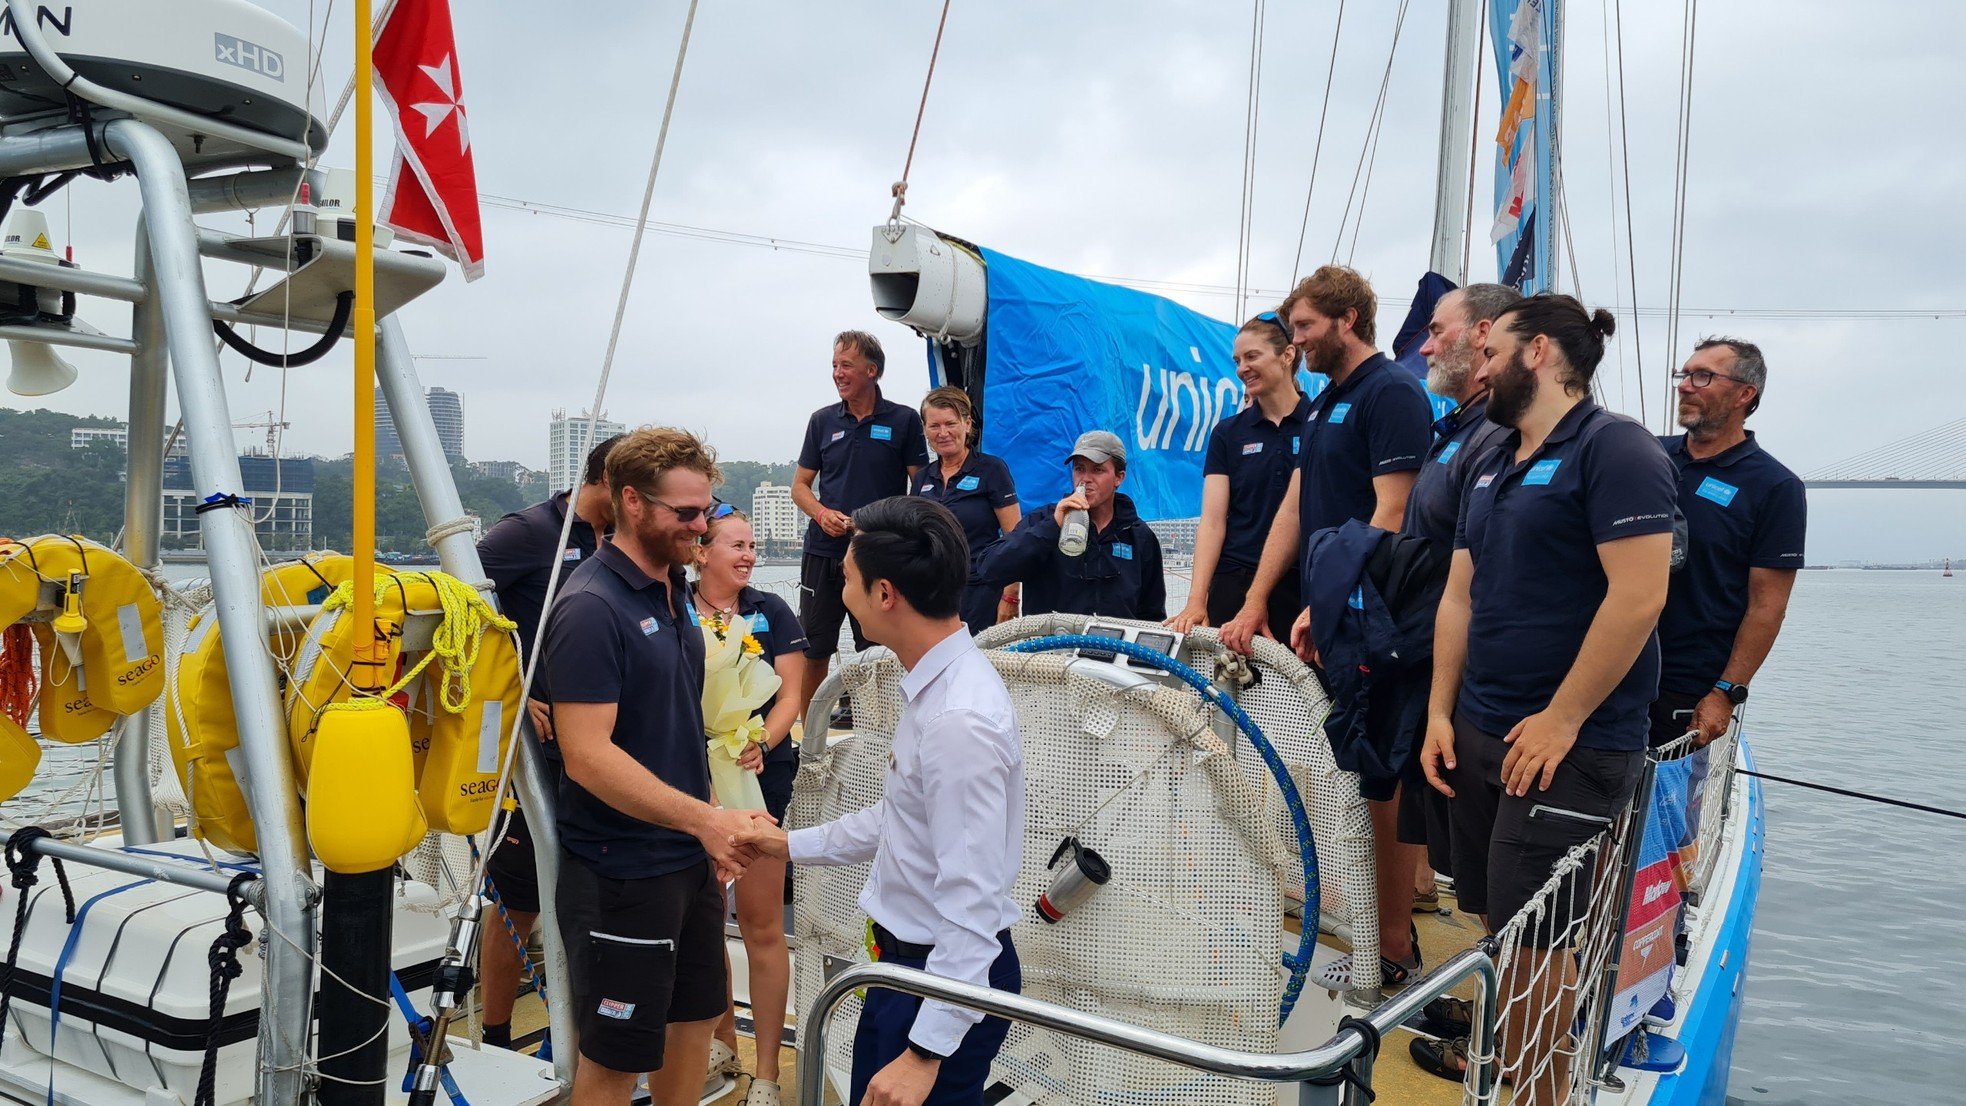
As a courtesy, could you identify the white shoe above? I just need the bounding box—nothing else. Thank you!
[707,1038,743,1079]
[743,1078,782,1106]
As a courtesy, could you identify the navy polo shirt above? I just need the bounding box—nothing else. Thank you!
[1455,401,1678,751]
[1403,395,1511,548]
[1299,353,1433,539]
[1655,432,1806,695]
[543,541,709,878]
[1202,394,1313,570]
[975,493,1167,621]
[733,585,807,765]
[796,389,931,558]
[909,451,1019,563]
[477,491,598,660]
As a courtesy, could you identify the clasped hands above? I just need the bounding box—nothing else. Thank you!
[698,806,784,883]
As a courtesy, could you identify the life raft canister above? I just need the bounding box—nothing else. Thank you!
[166,554,365,855]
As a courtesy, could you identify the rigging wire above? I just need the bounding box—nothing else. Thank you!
[1289,0,1347,284]
[1610,0,1646,426]
[1600,0,1629,411]
[468,0,702,895]
[1234,0,1267,320]
[1663,0,1700,430]
[888,0,955,227]
[1336,0,1410,266]
[1460,0,1490,286]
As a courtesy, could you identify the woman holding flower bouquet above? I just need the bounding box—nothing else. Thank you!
[694,505,806,1106]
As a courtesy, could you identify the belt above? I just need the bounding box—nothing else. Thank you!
[869,922,1012,962]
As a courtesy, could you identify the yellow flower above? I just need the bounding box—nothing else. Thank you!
[742,635,763,657]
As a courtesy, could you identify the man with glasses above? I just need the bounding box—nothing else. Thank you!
[542,427,775,1106]
[1651,339,1805,749]
[792,330,931,729]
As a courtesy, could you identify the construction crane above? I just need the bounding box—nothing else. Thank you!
[233,409,291,456]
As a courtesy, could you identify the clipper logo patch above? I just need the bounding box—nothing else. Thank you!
[1242,442,1264,456]
[639,617,659,636]
[596,998,636,1020]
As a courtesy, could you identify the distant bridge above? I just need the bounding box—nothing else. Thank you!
[1804,417,1966,489]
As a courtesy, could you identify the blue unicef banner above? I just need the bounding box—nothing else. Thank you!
[975,247,1242,521]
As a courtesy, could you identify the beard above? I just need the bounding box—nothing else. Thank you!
[1486,350,1539,428]
[1305,328,1348,378]
[1678,398,1723,437]
[1426,337,1475,397]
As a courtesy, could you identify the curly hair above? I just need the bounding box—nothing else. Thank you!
[605,426,722,516]
[1279,265,1378,346]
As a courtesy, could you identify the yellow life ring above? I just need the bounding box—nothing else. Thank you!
[288,570,520,845]
[0,715,36,804]
[23,535,164,716]
[166,554,363,855]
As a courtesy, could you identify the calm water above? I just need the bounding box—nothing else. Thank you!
[26,567,1966,1100]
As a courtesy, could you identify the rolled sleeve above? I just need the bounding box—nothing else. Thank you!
[909,709,1016,1055]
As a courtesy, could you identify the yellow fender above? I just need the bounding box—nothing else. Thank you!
[24,535,164,716]
[166,554,363,855]
[307,697,428,874]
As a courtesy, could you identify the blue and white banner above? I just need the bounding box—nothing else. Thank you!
[1488,0,1558,291]
[975,247,1246,521]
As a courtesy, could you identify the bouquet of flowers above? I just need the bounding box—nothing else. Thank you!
[700,611,781,811]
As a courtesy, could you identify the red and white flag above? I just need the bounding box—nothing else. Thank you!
[373,0,484,280]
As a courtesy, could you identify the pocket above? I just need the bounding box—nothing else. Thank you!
[586,929,677,1023]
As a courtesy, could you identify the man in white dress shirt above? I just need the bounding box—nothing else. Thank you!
[736,495,1024,1106]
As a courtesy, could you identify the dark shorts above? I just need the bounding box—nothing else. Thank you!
[758,750,798,824]
[1443,709,1642,947]
[850,931,1020,1106]
[1205,564,1304,646]
[1397,757,1455,877]
[799,553,869,659]
[485,806,541,915]
[1647,688,1705,749]
[558,852,728,1073]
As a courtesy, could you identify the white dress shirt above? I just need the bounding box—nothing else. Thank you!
[788,628,1024,1056]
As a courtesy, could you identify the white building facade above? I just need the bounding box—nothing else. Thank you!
[547,409,626,491]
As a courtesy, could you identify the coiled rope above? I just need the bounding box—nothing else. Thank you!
[0,624,38,726]
[318,572,515,710]
[194,873,257,1106]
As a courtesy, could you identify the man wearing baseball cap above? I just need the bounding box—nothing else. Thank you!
[975,430,1166,621]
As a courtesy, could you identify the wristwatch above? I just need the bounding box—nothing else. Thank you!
[1713,679,1749,706]
[907,1042,948,1063]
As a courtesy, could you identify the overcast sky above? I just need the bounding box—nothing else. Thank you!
[12,0,1964,562]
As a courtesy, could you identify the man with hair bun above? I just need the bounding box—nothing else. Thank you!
[1415,295,1677,1093]
[737,496,1024,1106]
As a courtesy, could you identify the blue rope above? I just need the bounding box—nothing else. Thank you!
[467,835,551,1061]
[1004,635,1321,1022]
[46,876,154,1106]
[389,973,471,1106]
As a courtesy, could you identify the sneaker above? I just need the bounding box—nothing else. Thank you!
[743,1078,782,1106]
[707,1038,743,1079]
[1412,885,1441,912]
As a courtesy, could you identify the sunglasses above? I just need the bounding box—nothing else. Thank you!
[1257,310,1292,344]
[640,493,732,524]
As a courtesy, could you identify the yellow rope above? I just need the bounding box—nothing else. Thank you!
[321,571,515,713]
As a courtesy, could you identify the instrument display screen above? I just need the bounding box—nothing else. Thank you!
[1132,630,1176,658]
[1079,625,1125,662]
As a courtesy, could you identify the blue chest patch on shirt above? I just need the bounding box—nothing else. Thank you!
[748,613,769,633]
[1694,476,1739,507]
[956,475,980,491]
[1328,402,1353,424]
[1523,458,1562,486]
[1436,440,1462,465]
[1112,542,1134,561]
[1347,585,1365,610]
[870,424,893,441]
[1292,436,1301,455]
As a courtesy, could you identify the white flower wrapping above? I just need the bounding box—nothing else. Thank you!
[701,613,782,811]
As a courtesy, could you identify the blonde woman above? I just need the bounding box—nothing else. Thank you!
[696,506,804,1106]
[910,386,1023,633]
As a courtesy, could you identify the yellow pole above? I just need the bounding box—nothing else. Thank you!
[351,0,379,689]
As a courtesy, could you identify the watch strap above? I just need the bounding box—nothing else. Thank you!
[907,1041,948,1062]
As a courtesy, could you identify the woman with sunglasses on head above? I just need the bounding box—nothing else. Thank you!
[909,386,1024,633]
[695,506,806,1105]
[1167,314,1314,638]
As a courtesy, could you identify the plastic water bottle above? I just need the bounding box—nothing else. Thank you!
[1057,483,1090,557]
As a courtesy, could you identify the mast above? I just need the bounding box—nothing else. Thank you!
[1429,0,1485,283]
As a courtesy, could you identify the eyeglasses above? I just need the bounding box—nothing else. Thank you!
[1671,368,1749,389]
[639,493,730,523]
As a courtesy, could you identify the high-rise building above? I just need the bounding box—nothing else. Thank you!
[374,388,405,463]
[163,455,314,551]
[751,482,800,552]
[426,387,465,463]
[548,408,626,491]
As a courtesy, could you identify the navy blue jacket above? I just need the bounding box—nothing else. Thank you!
[1304,520,1448,787]
[976,493,1167,621]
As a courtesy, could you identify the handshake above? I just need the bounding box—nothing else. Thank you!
[696,806,793,883]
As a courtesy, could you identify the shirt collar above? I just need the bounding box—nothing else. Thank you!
[1239,391,1313,429]
[1433,393,1490,438]
[837,385,887,421]
[595,539,688,596]
[1543,398,1600,448]
[1668,429,1762,469]
[1325,351,1390,401]
[899,627,976,704]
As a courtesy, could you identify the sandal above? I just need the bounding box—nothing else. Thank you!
[707,1037,743,1079]
[1409,1035,1469,1082]
[1412,886,1441,912]
[743,1078,783,1106]
[1415,996,1472,1039]
[1311,922,1421,991]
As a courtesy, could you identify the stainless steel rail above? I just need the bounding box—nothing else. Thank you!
[799,945,1499,1106]
[20,837,266,908]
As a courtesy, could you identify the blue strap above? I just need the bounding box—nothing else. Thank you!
[117,846,260,875]
[47,877,154,1106]
[388,973,471,1106]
